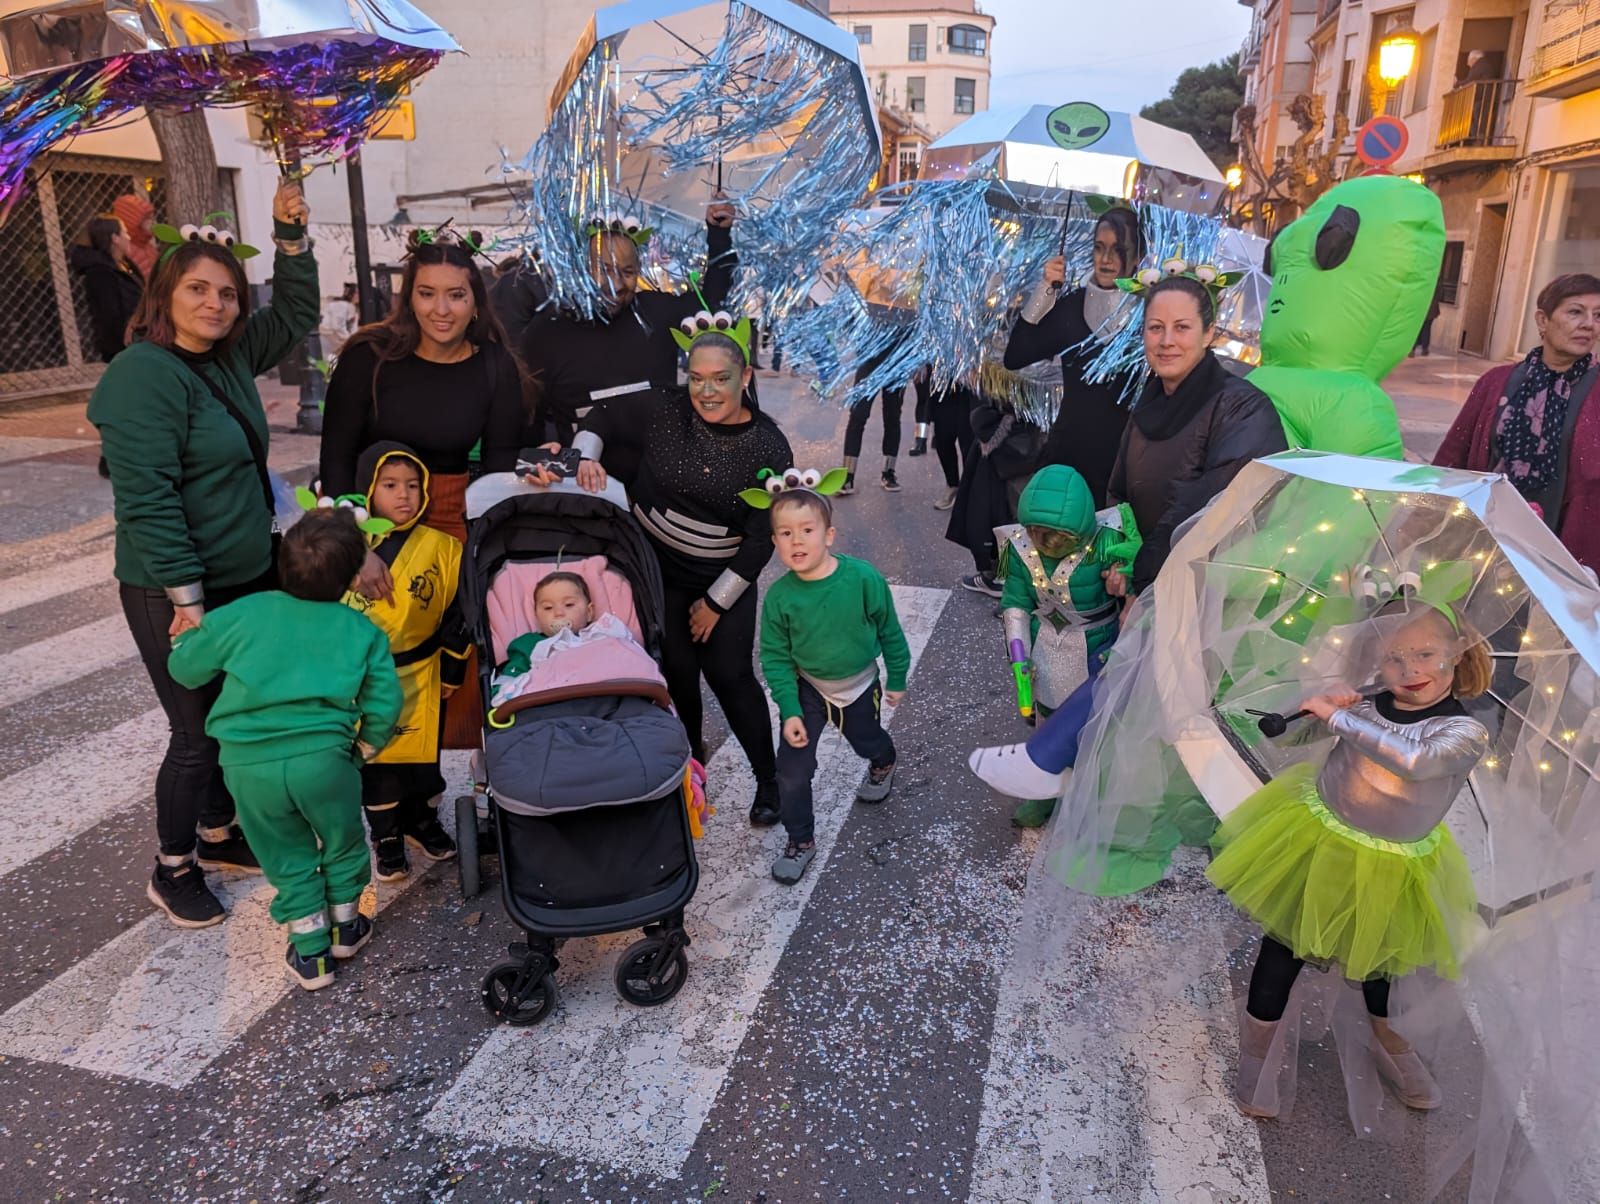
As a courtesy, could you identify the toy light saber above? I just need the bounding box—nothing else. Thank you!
[1009,638,1034,720]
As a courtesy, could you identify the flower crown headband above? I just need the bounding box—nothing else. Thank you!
[1116,247,1241,303]
[739,466,850,509]
[293,486,394,538]
[152,211,259,263]
[583,211,652,247]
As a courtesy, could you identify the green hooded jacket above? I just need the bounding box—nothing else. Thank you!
[999,465,1116,653]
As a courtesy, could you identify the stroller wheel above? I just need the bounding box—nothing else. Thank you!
[482,961,557,1026]
[614,937,689,1007]
[455,796,480,898]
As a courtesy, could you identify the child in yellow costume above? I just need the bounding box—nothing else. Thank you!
[344,443,471,880]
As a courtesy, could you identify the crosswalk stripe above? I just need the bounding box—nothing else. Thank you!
[422,584,950,1179]
[0,550,117,617]
[0,613,135,710]
[0,436,89,465]
[967,848,1269,1203]
[0,515,115,579]
[0,708,167,880]
[0,866,429,1087]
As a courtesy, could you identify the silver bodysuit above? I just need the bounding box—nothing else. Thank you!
[1315,702,1490,843]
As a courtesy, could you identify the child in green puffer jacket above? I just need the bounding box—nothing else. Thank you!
[995,464,1140,826]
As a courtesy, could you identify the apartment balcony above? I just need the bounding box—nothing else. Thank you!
[1240,22,1264,70]
[1528,0,1600,96]
[1422,79,1520,175]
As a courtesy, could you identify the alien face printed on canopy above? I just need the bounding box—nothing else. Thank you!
[1046,102,1111,151]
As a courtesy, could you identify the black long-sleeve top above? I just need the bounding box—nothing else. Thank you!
[581,387,791,610]
[524,223,736,485]
[318,340,526,497]
[1003,287,1136,505]
[70,245,143,363]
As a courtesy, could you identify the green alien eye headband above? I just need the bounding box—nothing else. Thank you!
[583,211,653,247]
[1116,248,1242,305]
[294,486,394,538]
[152,212,259,264]
[739,466,850,509]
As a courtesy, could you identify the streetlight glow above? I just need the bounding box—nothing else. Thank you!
[1377,29,1420,88]
[1225,164,1244,190]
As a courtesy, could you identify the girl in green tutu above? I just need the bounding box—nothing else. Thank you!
[1207,598,1492,1118]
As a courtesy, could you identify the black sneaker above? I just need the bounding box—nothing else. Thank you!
[908,436,928,457]
[147,860,225,928]
[196,827,262,873]
[405,814,457,862]
[837,473,856,496]
[329,911,374,960]
[374,835,410,882]
[286,943,335,991]
[881,470,901,492]
[749,779,781,827]
[959,572,1002,598]
[857,761,895,803]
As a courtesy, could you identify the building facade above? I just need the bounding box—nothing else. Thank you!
[831,0,995,147]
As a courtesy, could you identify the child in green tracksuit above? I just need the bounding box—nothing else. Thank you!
[169,509,402,991]
[758,482,911,886]
[996,464,1137,827]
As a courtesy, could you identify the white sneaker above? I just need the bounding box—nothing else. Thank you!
[934,487,958,511]
[967,743,1067,800]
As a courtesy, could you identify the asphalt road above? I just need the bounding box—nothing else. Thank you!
[0,363,1490,1202]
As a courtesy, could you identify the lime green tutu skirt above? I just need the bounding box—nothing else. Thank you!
[1206,763,1478,981]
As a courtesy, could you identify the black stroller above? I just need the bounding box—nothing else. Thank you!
[454,475,699,1025]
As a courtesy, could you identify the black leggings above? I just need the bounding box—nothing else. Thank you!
[120,571,273,857]
[931,388,969,488]
[843,385,905,460]
[1246,935,1391,1022]
[661,584,776,787]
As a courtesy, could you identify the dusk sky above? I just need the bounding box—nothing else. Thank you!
[982,0,1253,115]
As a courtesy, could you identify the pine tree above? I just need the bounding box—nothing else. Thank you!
[1140,54,1245,172]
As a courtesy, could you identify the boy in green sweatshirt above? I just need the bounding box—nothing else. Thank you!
[758,482,911,884]
[169,509,403,991]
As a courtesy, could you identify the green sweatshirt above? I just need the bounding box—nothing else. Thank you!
[169,591,402,766]
[759,554,911,721]
[88,242,320,592]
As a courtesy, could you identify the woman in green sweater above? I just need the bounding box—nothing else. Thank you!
[89,179,319,930]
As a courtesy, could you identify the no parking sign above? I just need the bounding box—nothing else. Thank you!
[1355,116,1409,171]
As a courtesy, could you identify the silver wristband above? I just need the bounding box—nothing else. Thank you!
[165,583,205,607]
[705,569,750,611]
[273,235,311,255]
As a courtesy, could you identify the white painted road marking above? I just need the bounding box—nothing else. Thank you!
[967,848,1269,1204]
[0,749,475,1086]
[0,436,90,465]
[0,707,166,880]
[0,549,116,617]
[0,613,135,709]
[424,584,950,1179]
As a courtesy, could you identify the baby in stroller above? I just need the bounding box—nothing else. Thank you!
[460,477,703,1024]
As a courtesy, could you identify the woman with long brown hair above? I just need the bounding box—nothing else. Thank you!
[89,179,319,930]
[319,229,528,852]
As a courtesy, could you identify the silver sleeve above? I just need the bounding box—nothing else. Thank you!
[572,430,604,462]
[164,583,205,607]
[1326,708,1490,781]
[1002,607,1032,654]
[705,569,750,611]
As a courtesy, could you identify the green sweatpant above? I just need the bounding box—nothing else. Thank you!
[222,748,369,956]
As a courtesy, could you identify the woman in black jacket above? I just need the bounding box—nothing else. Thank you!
[970,274,1287,804]
[71,216,144,363]
[538,328,793,824]
[1003,206,1143,504]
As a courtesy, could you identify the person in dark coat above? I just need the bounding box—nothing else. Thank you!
[488,252,550,353]
[943,387,1047,596]
[969,273,1288,802]
[522,200,738,487]
[1003,206,1144,504]
[71,216,144,363]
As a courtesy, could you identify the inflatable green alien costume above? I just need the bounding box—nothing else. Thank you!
[1248,175,1446,460]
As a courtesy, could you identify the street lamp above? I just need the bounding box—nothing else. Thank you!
[1225,164,1244,191]
[1370,26,1420,115]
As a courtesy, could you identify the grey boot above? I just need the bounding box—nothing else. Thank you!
[1236,1013,1281,1118]
[1371,1020,1442,1110]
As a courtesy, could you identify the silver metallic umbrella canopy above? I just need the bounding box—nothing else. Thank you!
[0,0,457,75]
[923,101,1224,215]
